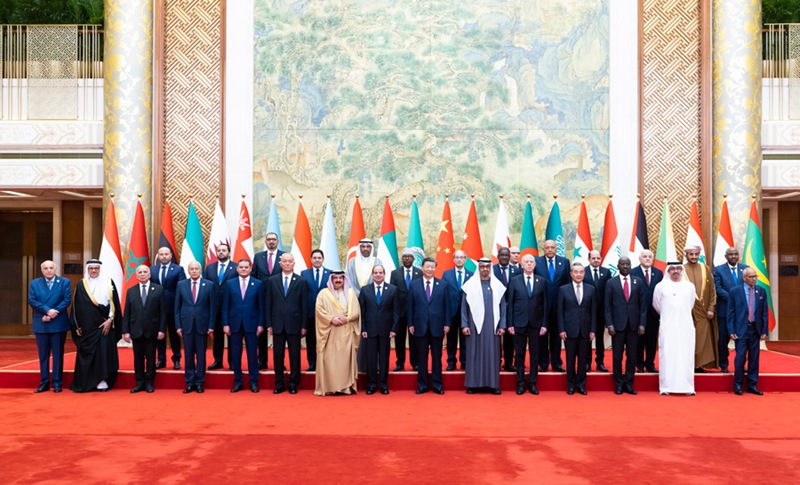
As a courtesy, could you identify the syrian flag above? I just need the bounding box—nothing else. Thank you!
[545,198,566,257]
[434,197,455,277]
[713,197,735,267]
[654,199,678,272]
[290,199,313,272]
[157,199,177,262]
[628,198,650,267]
[99,198,124,300]
[519,196,539,258]
[122,198,150,313]
[573,197,592,267]
[600,197,622,276]
[461,196,484,273]
[376,196,399,274]
[206,198,231,266]
[491,197,512,264]
[180,200,205,275]
[743,199,777,332]
[347,196,366,264]
[683,198,707,264]
[232,197,254,264]
[320,196,341,270]
[266,195,284,251]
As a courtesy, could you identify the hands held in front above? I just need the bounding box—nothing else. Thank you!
[332,315,347,327]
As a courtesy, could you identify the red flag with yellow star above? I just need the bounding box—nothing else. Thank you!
[435,197,455,277]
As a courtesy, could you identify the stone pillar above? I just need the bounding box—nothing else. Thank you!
[712,0,762,247]
[103,0,153,253]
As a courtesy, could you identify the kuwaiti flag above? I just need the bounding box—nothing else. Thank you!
[206,198,230,267]
[461,196,484,273]
[320,197,341,270]
[545,198,566,258]
[180,200,205,275]
[573,196,593,267]
[628,197,650,267]
[743,199,776,331]
[290,199,313,272]
[519,196,539,258]
[683,198,707,264]
[266,195,284,251]
[99,198,124,300]
[406,196,425,267]
[122,198,150,313]
[600,197,622,276]
[376,196,399,274]
[157,199,177,262]
[347,196,366,265]
[713,197,735,267]
[491,197,512,264]
[232,197,254,263]
[434,197,455,278]
[654,199,678,273]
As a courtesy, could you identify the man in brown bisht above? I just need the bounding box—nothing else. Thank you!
[314,270,361,396]
[683,245,719,372]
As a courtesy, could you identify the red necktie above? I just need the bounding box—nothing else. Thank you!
[645,269,650,285]
[623,277,630,301]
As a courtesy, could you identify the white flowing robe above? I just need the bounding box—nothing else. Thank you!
[653,279,697,394]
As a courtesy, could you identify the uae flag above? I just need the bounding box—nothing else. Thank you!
[461,197,484,272]
[319,197,341,270]
[122,198,150,313]
[545,198,566,257]
[491,197,511,264]
[712,197,735,267]
[206,198,230,267]
[290,200,313,272]
[376,197,399,274]
[683,198,707,264]
[628,198,649,267]
[99,198,124,300]
[180,200,205,274]
[654,199,678,272]
[347,196,366,264]
[519,196,539,258]
[573,197,592,267]
[434,197,455,278]
[600,198,621,276]
[743,199,777,331]
[157,199,177,262]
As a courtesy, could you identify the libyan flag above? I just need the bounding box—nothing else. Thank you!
[743,200,776,332]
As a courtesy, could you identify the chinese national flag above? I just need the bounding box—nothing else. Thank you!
[435,198,455,277]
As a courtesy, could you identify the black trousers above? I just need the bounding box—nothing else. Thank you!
[305,317,317,368]
[395,318,418,369]
[157,313,182,363]
[446,315,466,367]
[717,316,731,368]
[514,325,540,387]
[612,327,638,388]
[502,332,516,368]
[230,329,259,386]
[273,332,302,389]
[564,336,589,389]
[258,332,270,368]
[637,319,659,368]
[539,310,563,369]
[133,336,157,386]
[587,318,607,365]
[416,332,443,391]
[211,311,232,367]
[366,335,391,388]
[183,329,208,385]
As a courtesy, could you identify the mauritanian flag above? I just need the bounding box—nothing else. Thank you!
[266,195,284,251]
[628,198,649,267]
[180,200,205,274]
[122,198,150,313]
[491,197,512,264]
[713,197,735,267]
[743,200,777,331]
[461,197,484,272]
[683,198,707,264]
[232,198,254,263]
[519,196,539,258]
[600,198,622,276]
[347,197,366,264]
[320,197,341,270]
[654,199,678,272]
[406,196,425,267]
[376,197,399,274]
[206,198,230,267]
[573,197,592,267]
[99,198,124,301]
[157,199,177,262]
[434,197,456,278]
[290,200,312,272]
[545,198,566,257]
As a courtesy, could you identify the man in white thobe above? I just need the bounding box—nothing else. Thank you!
[652,262,696,395]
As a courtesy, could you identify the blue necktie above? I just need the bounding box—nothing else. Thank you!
[527,276,532,297]
[161,265,167,285]
[731,267,738,285]
[316,268,321,288]
[47,279,53,290]
[405,269,411,288]
[457,270,463,290]
[218,263,225,284]
[548,259,555,281]
[376,285,382,304]
[284,276,289,296]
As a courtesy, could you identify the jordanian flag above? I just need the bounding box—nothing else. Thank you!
[519,197,539,258]
[406,196,425,267]
[545,198,566,257]
[743,200,776,332]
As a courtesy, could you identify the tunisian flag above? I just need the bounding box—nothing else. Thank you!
[232,198,254,264]
[290,199,313,272]
[434,197,456,277]
[99,198,124,300]
[122,198,150,313]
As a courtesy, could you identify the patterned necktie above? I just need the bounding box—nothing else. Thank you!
[548,259,555,281]
[426,280,432,301]
[748,286,755,322]
[47,279,53,290]
[218,263,225,284]
[268,253,274,275]
[457,270,463,290]
[240,278,247,299]
[284,276,289,296]
[192,280,197,303]
[732,267,738,285]
[576,284,582,305]
[161,265,167,285]
[406,269,411,288]
[526,276,532,297]
[141,284,148,305]
[623,277,630,301]
[376,284,382,304]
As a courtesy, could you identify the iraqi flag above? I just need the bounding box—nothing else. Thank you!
[713,197,735,267]
[545,198,566,258]
[376,196,399,274]
[743,199,777,332]
[232,197,254,264]
[654,199,678,272]
[600,197,621,276]
[347,196,366,264]
[99,198,124,300]
[573,196,592,267]
[683,198,707,264]
[122,198,150,313]
[206,198,230,266]
[290,199,313,272]
[491,197,512,264]
[519,196,539,258]
[434,197,455,278]
[320,197,341,270]
[461,196,484,273]
[157,199,177,262]
[628,198,649,267]
[180,200,205,274]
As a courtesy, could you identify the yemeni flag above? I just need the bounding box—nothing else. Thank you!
[743,200,777,332]
[232,197,254,263]
[600,198,622,276]
[573,197,593,267]
[376,196,399,274]
[461,197,484,272]
[434,197,456,278]
[683,198,707,264]
[98,198,124,301]
[406,196,425,267]
[713,197,735,267]
[491,197,512,264]
[519,196,539,258]
[157,199,177,262]
[320,197,341,270]
[266,195,284,251]
[628,198,649,267]
[122,198,150,313]
[180,200,205,274]
[206,198,230,266]
[545,198,566,257]
[347,196,366,264]
[654,199,678,272]
[290,199,313,272]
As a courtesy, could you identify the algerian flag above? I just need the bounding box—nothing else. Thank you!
[519,197,539,258]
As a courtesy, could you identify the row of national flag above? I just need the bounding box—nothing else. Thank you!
[99,194,775,331]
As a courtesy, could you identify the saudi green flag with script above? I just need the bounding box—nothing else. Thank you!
[743,200,776,332]
[545,199,566,257]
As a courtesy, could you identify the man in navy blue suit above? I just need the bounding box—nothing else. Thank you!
[631,250,663,373]
[222,259,265,393]
[535,240,570,372]
[151,246,186,369]
[300,249,330,371]
[28,260,71,393]
[494,246,520,371]
[253,232,284,370]
[714,247,748,373]
[408,257,451,394]
[558,263,596,395]
[175,261,217,393]
[583,250,610,372]
[204,242,237,370]
[359,265,400,394]
[507,254,547,394]
[442,250,473,371]
[728,268,768,395]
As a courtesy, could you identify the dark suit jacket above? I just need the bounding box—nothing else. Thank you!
[492,264,520,287]
[204,260,238,299]
[630,265,663,324]
[300,266,331,318]
[727,284,769,337]
[358,282,400,337]
[150,262,186,308]
[407,277,451,337]
[221,277,264,333]
[28,276,72,333]
[264,272,309,334]
[583,265,610,323]
[390,265,423,323]
[534,255,571,309]
[604,275,648,331]
[714,263,748,320]
[442,267,473,319]
[506,273,547,329]
[252,249,284,281]
[557,283,596,338]
[174,278,217,334]
[122,283,166,339]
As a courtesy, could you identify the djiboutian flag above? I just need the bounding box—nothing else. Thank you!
[232,198,254,263]
[519,197,539,258]
[545,199,566,258]
[743,200,777,332]
[461,197,483,273]
[573,197,592,267]
[320,197,341,270]
[347,196,366,264]
[376,197,399,274]
[180,200,205,273]
[600,198,621,276]
[99,198,124,303]
[290,200,312,272]
[683,198,707,264]
[434,197,455,278]
[713,198,735,267]
[628,198,650,267]
[122,198,150,313]
[157,199,177,262]
[491,197,512,264]
[654,199,678,272]
[206,198,230,267]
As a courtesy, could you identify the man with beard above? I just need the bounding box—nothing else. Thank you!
[315,271,361,396]
[683,245,719,372]
[713,247,748,373]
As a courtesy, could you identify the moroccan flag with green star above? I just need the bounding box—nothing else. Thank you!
[743,200,776,331]
[122,198,150,313]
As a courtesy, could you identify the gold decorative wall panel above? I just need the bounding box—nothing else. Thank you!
[27,25,78,120]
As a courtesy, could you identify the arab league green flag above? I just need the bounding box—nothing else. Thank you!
[545,199,566,257]
[179,200,205,272]
[406,197,425,267]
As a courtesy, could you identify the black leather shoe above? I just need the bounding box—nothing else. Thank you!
[720,366,729,373]
[466,388,476,394]
[98,387,110,392]
[250,384,259,393]
[516,386,525,395]
[130,385,144,394]
[624,386,637,395]
[273,386,286,394]
[208,362,223,370]
[491,388,501,395]
[446,364,456,371]
[585,364,591,371]
[231,384,242,393]
[747,387,764,396]
[432,388,445,395]
[733,386,743,395]
[567,387,575,395]
[155,360,166,369]
[306,365,316,372]
[392,365,404,371]
[196,386,204,394]
[366,387,376,395]
[288,387,297,394]
[412,365,419,371]
[695,367,707,373]
[636,366,645,373]
[380,387,389,395]
[596,364,609,372]
[577,387,587,395]
[182,385,195,394]
[145,385,154,393]
[614,386,623,395]
[416,388,428,394]
[53,387,62,393]
[529,385,539,395]
[173,361,182,370]
[553,366,566,373]
[539,365,548,372]
[34,384,50,393]
[258,363,268,370]
[646,365,658,373]
[503,365,516,372]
